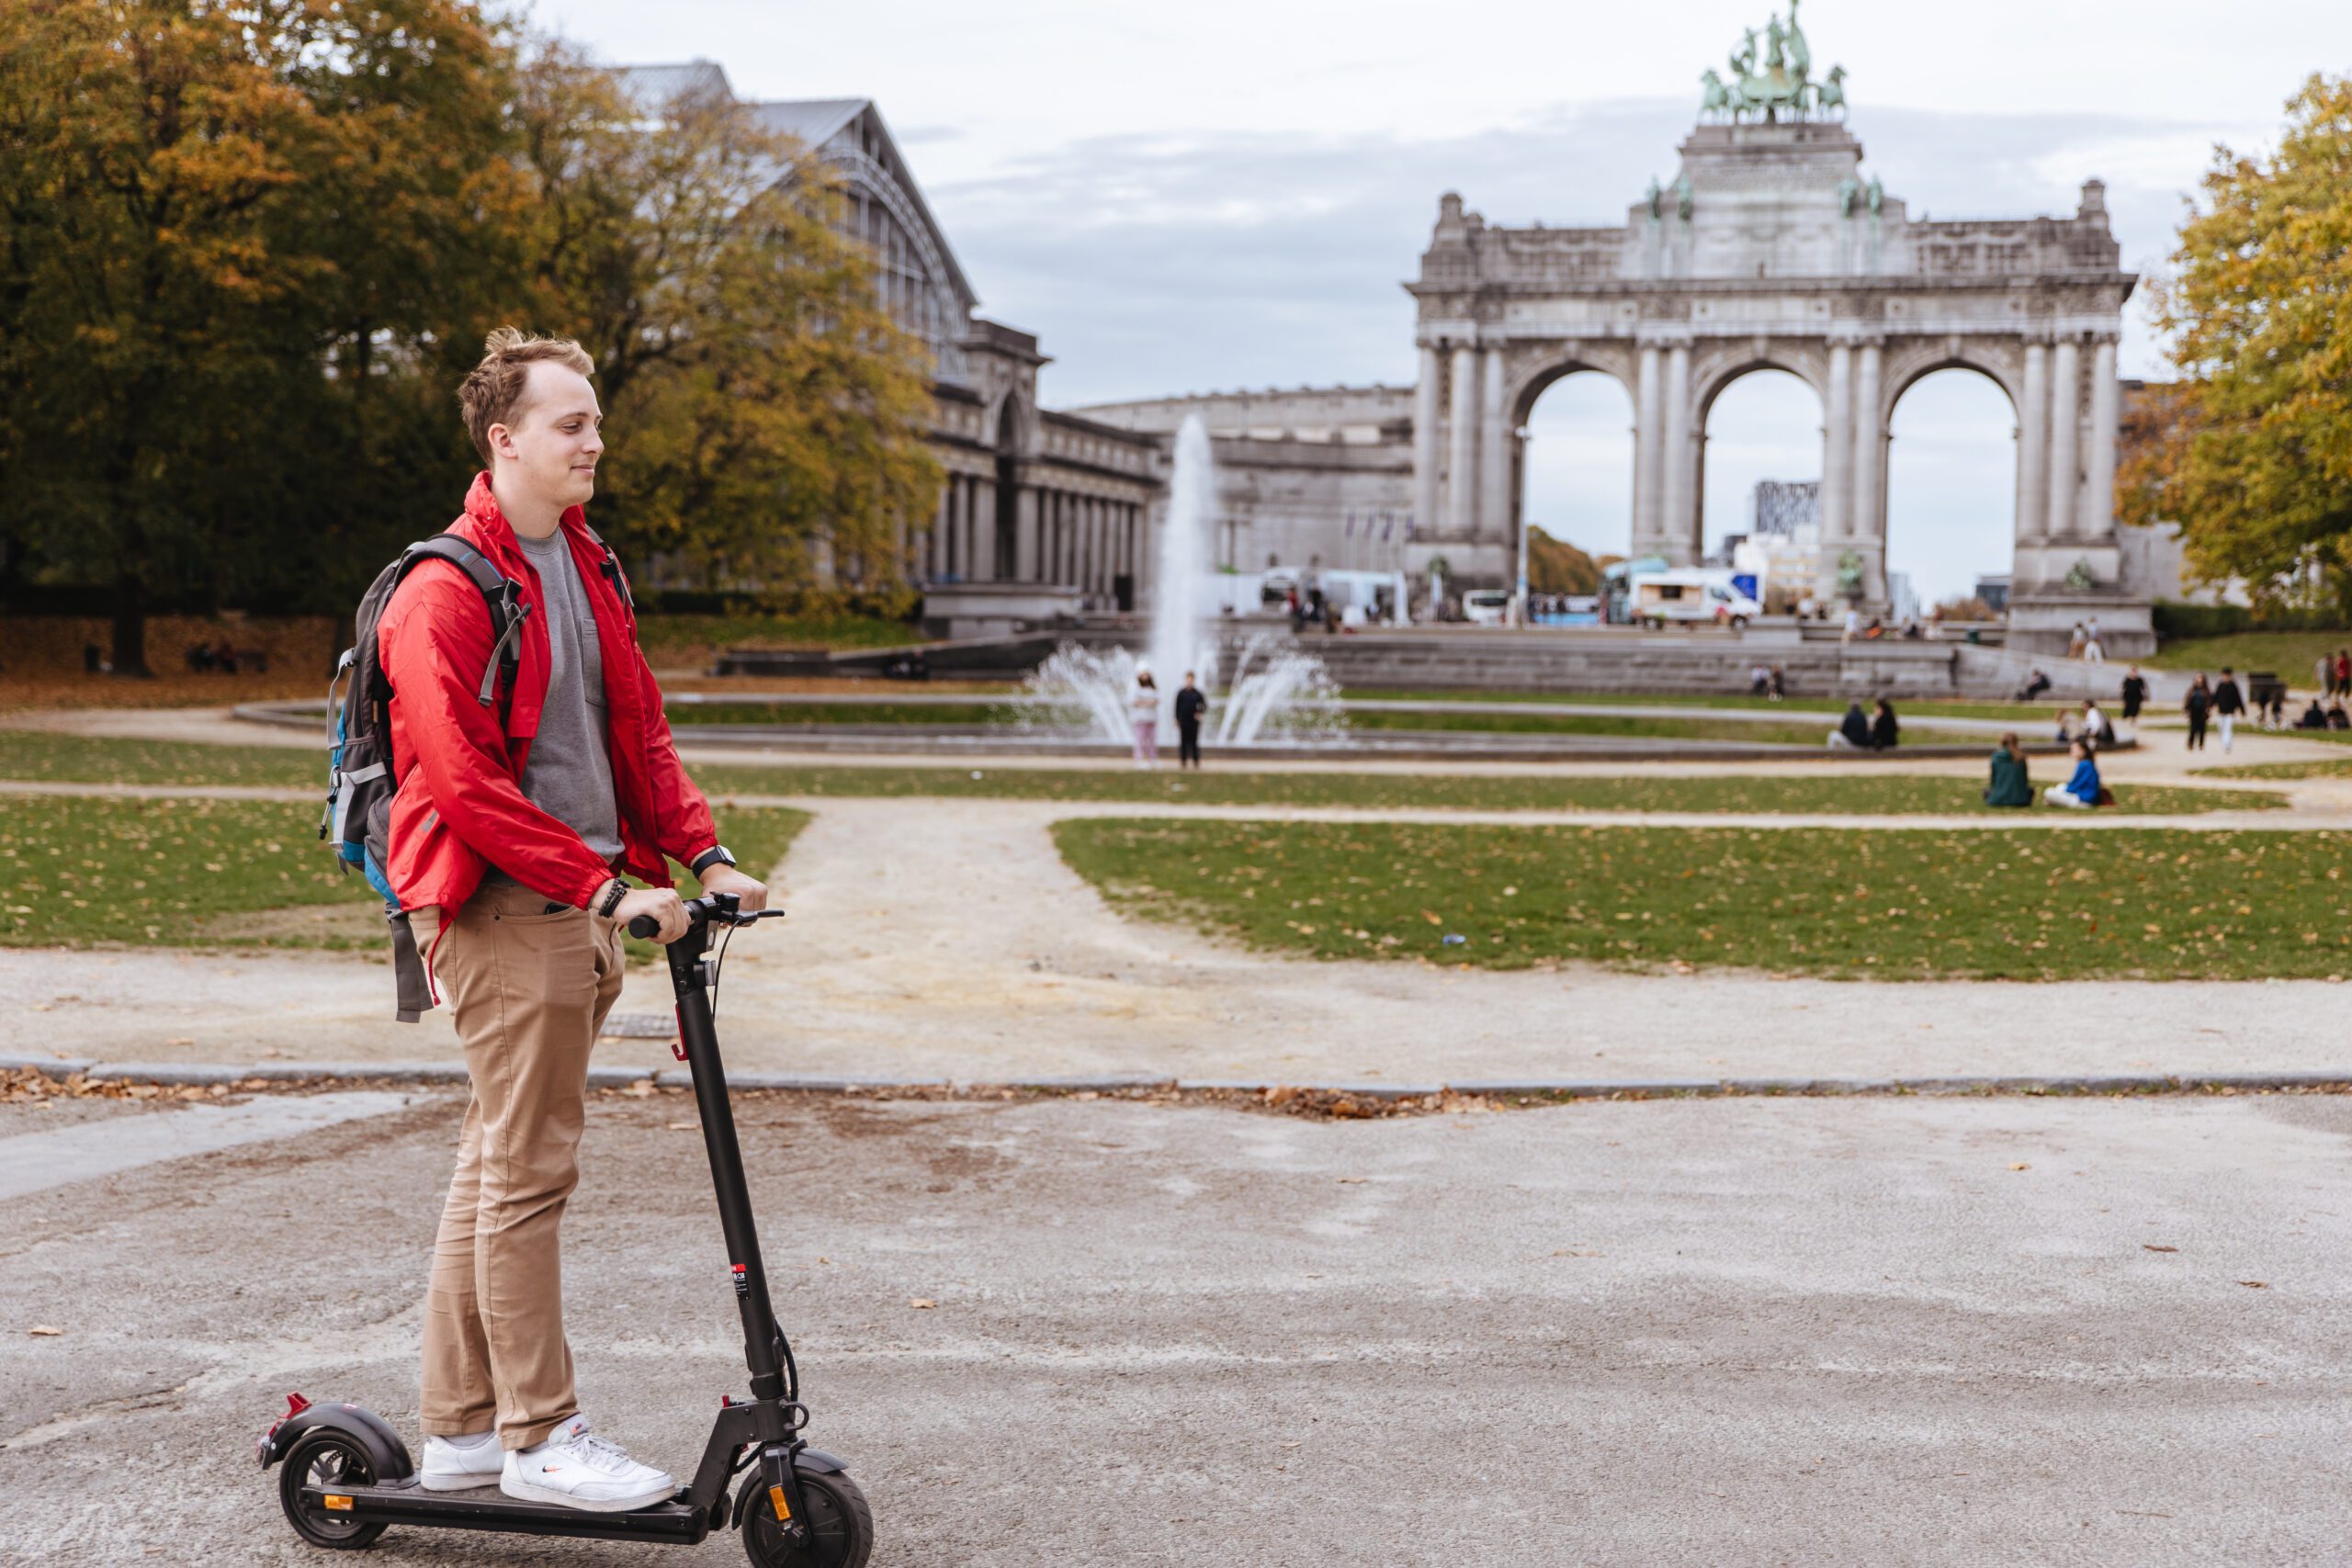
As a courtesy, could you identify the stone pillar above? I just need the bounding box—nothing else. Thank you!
[1015,484,1040,581]
[1821,342,1853,547]
[2016,341,2049,550]
[970,477,995,581]
[1632,342,1662,555]
[1447,343,1479,536]
[1479,349,1510,544]
[1659,343,1693,565]
[2046,337,2080,543]
[1412,344,1442,537]
[2083,335,2119,542]
[931,483,951,579]
[1850,340,1884,600]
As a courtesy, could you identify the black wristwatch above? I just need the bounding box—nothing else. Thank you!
[690,845,736,877]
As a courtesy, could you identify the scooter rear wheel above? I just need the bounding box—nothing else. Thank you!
[278,1430,388,1550]
[740,1467,872,1568]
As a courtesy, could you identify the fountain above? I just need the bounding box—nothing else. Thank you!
[1024,415,1345,748]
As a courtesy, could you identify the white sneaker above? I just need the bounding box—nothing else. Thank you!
[499,1415,675,1512]
[420,1429,504,1491]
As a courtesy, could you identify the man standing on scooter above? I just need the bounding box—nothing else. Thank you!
[375,328,768,1511]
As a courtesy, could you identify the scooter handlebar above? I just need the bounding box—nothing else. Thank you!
[627,892,784,942]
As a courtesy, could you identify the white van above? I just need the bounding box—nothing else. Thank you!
[1462,588,1512,626]
[1629,570,1760,629]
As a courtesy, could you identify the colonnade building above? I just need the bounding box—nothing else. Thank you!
[616,62,1161,623]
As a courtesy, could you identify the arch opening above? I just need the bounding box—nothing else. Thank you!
[1885,367,2017,622]
[1698,368,1824,606]
[1519,367,1635,586]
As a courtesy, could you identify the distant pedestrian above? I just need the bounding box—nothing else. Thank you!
[2045,739,2103,808]
[1748,661,1770,697]
[1842,606,1860,645]
[2053,708,2077,747]
[2119,666,2146,724]
[1174,671,1206,770]
[2081,699,2117,747]
[1870,698,1900,751]
[2335,649,2350,698]
[2184,675,2211,751]
[2318,651,2335,698]
[1767,664,1787,700]
[1828,701,1871,750]
[1129,669,1160,769]
[1984,732,2034,808]
[2067,621,2088,660]
[2213,667,2245,752]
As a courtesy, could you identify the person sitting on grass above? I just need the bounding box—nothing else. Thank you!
[2044,739,2103,808]
[2333,702,2352,732]
[2300,697,2330,729]
[1871,698,1900,750]
[1984,731,2033,807]
[2081,698,2118,747]
[1828,700,1871,750]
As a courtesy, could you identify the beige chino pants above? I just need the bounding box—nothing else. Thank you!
[416,880,627,1449]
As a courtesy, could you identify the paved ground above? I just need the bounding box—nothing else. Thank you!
[3,1086,2349,1565]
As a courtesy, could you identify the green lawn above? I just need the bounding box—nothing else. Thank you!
[0,794,807,951]
[1340,690,2059,723]
[1055,818,2352,981]
[0,731,317,788]
[691,763,2278,817]
[2199,757,2352,782]
[2150,630,2352,677]
[0,733,2284,816]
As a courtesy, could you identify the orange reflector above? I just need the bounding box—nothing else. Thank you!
[769,1483,792,1521]
[323,1495,353,1511]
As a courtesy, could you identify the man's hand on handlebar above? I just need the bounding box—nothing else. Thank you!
[695,863,768,914]
[609,885,690,943]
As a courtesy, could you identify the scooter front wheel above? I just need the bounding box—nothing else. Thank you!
[278,1429,388,1550]
[741,1467,872,1568]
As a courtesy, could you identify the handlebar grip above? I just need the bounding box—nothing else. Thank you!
[626,912,661,940]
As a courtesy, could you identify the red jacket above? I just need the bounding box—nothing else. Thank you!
[377,474,718,916]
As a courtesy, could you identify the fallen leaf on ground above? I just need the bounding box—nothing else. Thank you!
[909,1298,936,1310]
[1336,1177,1366,1184]
[28,1325,63,1337]
[2007,1162,2030,1171]
[2143,1244,2178,1254]
[665,1122,695,1131]
[2239,1280,2269,1289]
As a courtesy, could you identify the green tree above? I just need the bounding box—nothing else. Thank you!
[511,49,941,600]
[0,0,520,672]
[2124,74,2352,609]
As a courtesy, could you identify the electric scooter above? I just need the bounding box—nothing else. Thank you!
[258,892,871,1566]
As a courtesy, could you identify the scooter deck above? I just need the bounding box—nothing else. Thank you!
[300,1479,714,1543]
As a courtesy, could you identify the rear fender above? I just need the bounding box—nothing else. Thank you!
[256,1398,415,1482]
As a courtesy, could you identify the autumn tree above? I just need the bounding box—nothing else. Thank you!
[0,0,521,671]
[510,49,941,600]
[2123,74,2352,610]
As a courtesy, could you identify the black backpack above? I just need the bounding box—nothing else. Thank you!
[320,536,526,1021]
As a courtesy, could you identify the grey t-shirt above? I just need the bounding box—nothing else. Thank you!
[488,528,624,882]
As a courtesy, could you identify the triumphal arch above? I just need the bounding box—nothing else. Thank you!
[1406,4,2146,652]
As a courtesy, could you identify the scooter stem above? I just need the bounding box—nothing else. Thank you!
[667,926,789,1404]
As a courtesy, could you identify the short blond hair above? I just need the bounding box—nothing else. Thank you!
[458,328,595,465]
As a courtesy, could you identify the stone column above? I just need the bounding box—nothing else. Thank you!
[1821,342,1853,547]
[1849,340,1884,600]
[931,483,951,579]
[1014,484,1040,581]
[1479,349,1510,544]
[2046,337,2080,542]
[970,477,995,581]
[1447,343,1479,536]
[1412,344,1442,538]
[1632,342,1662,555]
[1659,343,1693,565]
[2083,335,2120,541]
[2016,340,2049,548]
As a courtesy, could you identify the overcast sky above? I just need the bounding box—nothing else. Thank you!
[531,0,2339,601]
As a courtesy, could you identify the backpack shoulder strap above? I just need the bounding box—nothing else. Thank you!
[569,521,635,611]
[397,536,526,706]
